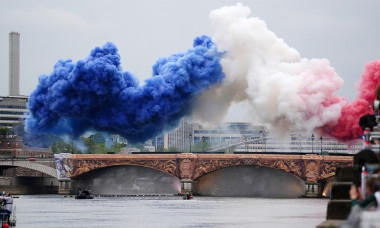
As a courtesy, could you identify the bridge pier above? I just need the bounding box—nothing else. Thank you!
[180,179,194,195]
[58,179,72,195]
[305,182,321,197]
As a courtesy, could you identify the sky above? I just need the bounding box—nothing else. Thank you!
[1,0,380,124]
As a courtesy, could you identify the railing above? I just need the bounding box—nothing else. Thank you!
[0,154,54,161]
[206,136,267,152]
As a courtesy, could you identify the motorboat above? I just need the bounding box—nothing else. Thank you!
[75,186,94,199]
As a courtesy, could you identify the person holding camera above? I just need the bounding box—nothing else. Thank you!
[1,192,13,224]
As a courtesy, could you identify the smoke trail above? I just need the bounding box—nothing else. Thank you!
[328,61,380,141]
[25,36,224,143]
[194,3,380,141]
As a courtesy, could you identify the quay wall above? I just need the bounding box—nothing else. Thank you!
[0,176,59,194]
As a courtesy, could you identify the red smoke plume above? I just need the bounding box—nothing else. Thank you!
[328,60,380,141]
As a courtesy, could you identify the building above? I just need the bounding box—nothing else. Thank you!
[192,122,361,154]
[0,96,29,128]
[0,133,52,157]
[1,32,29,128]
[9,31,20,96]
[154,118,193,151]
[0,134,23,155]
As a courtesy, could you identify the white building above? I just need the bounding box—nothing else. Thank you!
[0,96,28,128]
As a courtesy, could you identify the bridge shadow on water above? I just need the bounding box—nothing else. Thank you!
[73,166,181,195]
[73,165,305,198]
[195,166,305,198]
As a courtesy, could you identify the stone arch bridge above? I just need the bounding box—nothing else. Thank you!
[55,153,353,195]
[0,159,58,178]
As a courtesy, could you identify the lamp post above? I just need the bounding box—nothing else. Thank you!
[263,130,267,153]
[243,136,248,152]
[320,136,323,155]
[189,134,192,153]
[202,136,205,152]
[311,134,315,154]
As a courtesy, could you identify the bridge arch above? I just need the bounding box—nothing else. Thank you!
[0,160,58,178]
[193,162,305,182]
[194,165,305,197]
[72,165,181,195]
[70,161,179,180]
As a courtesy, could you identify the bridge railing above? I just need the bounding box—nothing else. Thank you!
[206,136,267,152]
[0,154,54,161]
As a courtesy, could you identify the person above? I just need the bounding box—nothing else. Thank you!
[1,192,13,224]
[350,176,380,210]
[342,176,380,228]
[353,149,379,167]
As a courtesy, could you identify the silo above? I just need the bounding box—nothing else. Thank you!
[9,31,20,96]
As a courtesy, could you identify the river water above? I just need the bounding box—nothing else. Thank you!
[13,195,328,228]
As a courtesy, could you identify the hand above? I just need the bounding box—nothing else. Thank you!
[349,184,359,200]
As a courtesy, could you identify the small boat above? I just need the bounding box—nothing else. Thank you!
[183,192,193,200]
[75,186,94,199]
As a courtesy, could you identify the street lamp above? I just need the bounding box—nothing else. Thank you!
[311,134,315,154]
[189,134,192,153]
[202,136,205,152]
[243,136,248,152]
[320,136,323,155]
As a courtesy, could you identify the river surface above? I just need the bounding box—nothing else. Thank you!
[13,195,328,228]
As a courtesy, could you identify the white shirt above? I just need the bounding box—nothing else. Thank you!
[2,196,13,212]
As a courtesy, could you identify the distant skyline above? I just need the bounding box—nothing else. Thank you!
[1,0,379,123]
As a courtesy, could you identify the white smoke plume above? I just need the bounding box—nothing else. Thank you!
[194,3,347,137]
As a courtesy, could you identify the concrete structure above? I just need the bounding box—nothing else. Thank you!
[9,32,20,96]
[0,157,58,194]
[193,122,362,154]
[54,153,353,195]
[154,117,193,151]
[0,95,29,128]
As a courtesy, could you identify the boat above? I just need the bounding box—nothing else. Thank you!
[183,192,193,200]
[75,186,94,199]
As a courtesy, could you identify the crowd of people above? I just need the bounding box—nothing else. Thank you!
[342,149,380,227]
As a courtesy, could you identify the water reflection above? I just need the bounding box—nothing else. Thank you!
[196,166,305,197]
[74,166,181,195]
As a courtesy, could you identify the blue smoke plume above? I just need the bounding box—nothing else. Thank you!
[25,35,225,143]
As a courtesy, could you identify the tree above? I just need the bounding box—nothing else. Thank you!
[51,139,81,154]
[193,139,211,152]
[0,126,11,136]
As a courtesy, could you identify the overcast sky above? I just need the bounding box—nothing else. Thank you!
[1,0,379,104]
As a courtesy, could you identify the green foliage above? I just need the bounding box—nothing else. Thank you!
[82,137,106,154]
[134,143,149,152]
[193,140,211,152]
[81,136,125,154]
[156,147,166,152]
[112,142,126,153]
[51,139,81,154]
[154,146,179,152]
[168,147,179,152]
[0,126,11,135]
